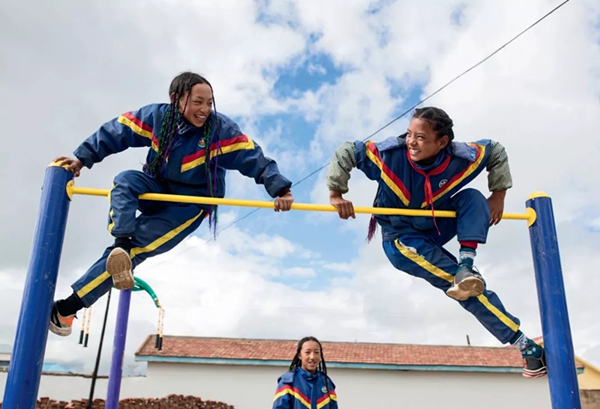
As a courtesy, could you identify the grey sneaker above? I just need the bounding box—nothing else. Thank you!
[446,264,485,301]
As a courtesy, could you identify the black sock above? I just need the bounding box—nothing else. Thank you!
[113,237,133,251]
[56,292,85,316]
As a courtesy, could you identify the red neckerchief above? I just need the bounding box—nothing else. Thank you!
[406,150,451,235]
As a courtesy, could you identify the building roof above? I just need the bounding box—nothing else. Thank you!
[136,335,577,374]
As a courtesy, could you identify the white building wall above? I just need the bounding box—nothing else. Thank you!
[141,362,552,409]
[0,372,147,402]
[0,363,552,409]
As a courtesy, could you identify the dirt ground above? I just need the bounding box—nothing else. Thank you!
[0,394,235,409]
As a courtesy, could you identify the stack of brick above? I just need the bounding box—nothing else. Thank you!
[0,395,235,409]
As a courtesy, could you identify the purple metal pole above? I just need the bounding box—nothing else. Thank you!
[105,289,132,409]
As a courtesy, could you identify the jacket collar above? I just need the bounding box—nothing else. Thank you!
[297,367,319,381]
[412,149,448,172]
[177,118,198,135]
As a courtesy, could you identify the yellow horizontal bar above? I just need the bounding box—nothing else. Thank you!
[69,186,532,221]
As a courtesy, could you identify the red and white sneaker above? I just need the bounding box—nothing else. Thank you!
[49,302,75,337]
[522,346,548,378]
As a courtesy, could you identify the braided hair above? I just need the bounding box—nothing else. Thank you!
[289,336,333,409]
[412,106,455,142]
[366,106,455,242]
[144,71,222,236]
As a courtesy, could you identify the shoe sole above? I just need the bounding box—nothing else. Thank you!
[49,321,72,337]
[446,276,485,301]
[106,248,134,290]
[523,368,548,378]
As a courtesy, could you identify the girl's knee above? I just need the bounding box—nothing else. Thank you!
[113,170,141,186]
[452,188,489,214]
[455,188,486,202]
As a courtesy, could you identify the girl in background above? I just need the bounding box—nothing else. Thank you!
[273,336,338,409]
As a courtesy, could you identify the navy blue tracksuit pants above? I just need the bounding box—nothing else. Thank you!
[72,170,206,307]
[383,188,521,344]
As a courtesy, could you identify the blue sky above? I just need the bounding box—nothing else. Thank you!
[229,54,353,276]
[204,51,431,292]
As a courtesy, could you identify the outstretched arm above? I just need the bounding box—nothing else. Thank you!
[326,141,356,193]
[57,104,163,176]
[327,141,358,219]
[215,119,294,211]
[74,105,163,168]
[486,141,513,225]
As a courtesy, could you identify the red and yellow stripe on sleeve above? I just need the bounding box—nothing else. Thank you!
[365,142,411,206]
[317,390,338,409]
[273,385,311,409]
[117,112,159,152]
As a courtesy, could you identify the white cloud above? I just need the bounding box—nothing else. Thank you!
[1,0,600,382]
[35,211,600,374]
[590,216,600,230]
[281,267,317,278]
[322,262,355,274]
[297,0,600,360]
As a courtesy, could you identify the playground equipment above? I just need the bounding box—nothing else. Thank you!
[71,277,161,408]
[1,164,582,409]
[106,277,163,408]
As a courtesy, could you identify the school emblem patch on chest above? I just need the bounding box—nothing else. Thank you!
[322,386,328,393]
[439,179,448,188]
[198,138,206,148]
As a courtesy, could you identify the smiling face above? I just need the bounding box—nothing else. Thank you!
[177,83,213,128]
[299,340,322,374]
[405,117,449,162]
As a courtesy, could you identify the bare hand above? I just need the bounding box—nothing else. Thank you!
[487,191,506,226]
[274,191,294,212]
[54,156,84,177]
[330,191,355,220]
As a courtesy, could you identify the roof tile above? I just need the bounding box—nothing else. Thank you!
[135,336,537,368]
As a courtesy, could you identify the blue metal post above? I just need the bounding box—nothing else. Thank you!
[527,192,581,409]
[105,288,132,408]
[3,164,73,408]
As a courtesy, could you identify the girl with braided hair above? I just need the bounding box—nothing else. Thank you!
[326,107,547,379]
[49,71,294,336]
[273,336,338,409]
